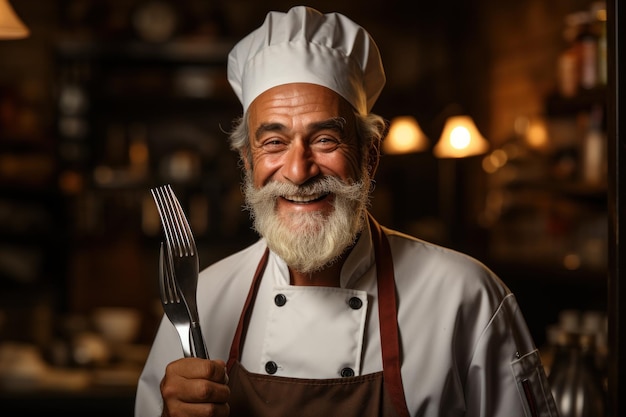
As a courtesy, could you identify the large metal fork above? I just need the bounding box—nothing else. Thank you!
[151,184,208,359]
[159,242,192,358]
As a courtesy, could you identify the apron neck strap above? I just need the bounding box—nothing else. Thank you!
[226,247,269,370]
[368,214,410,417]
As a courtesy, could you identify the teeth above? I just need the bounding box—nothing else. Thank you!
[285,193,325,203]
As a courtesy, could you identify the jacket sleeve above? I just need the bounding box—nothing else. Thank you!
[464,294,559,417]
[134,317,182,417]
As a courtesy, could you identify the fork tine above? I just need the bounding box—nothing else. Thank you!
[159,242,177,304]
[161,185,186,256]
[164,246,181,304]
[164,185,197,256]
[158,242,167,300]
[151,188,174,251]
[151,185,183,257]
[163,185,191,256]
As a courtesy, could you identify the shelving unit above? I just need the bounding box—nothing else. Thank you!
[481,84,608,346]
[0,102,67,345]
[51,37,256,315]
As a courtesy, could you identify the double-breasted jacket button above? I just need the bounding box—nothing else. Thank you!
[340,367,355,377]
[265,361,278,375]
[274,293,287,307]
[348,296,363,310]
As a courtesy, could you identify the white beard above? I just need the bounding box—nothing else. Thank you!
[243,175,371,274]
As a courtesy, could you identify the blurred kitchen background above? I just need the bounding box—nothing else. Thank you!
[0,0,619,415]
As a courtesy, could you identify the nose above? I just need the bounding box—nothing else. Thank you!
[282,142,320,185]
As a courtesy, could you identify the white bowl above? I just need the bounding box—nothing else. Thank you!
[92,308,141,344]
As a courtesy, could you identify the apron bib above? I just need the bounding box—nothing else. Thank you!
[226,215,410,417]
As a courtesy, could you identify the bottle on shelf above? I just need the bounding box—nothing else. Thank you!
[581,104,606,185]
[575,11,598,91]
[556,3,607,97]
[547,310,607,417]
[590,2,607,86]
[557,13,583,98]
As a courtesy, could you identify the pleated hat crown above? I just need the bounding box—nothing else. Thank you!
[227,6,386,115]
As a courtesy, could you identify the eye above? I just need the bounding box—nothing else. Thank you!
[312,135,340,151]
[260,137,287,152]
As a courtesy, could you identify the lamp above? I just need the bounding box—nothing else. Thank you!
[433,114,489,248]
[433,115,489,158]
[0,0,29,40]
[383,116,429,155]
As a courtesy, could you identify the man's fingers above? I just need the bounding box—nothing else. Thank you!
[203,359,228,383]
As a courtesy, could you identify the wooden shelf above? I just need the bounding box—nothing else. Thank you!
[545,87,607,116]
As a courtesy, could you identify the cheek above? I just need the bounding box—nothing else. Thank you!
[249,153,279,186]
[337,147,364,180]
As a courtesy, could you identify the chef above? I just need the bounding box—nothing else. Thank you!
[135,6,559,417]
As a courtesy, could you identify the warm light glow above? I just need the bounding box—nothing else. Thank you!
[525,120,549,150]
[0,0,29,39]
[516,116,549,151]
[482,149,508,174]
[383,116,429,154]
[449,126,471,149]
[433,115,489,158]
[563,253,581,270]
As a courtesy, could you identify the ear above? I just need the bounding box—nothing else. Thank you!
[367,139,381,178]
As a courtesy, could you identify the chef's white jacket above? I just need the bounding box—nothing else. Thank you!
[135,220,558,416]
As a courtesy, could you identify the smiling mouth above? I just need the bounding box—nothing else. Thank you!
[283,192,330,203]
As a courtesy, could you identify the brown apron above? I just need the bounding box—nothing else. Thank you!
[226,215,410,417]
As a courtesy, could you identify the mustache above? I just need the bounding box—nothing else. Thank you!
[244,176,366,209]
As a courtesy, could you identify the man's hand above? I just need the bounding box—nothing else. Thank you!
[160,358,230,417]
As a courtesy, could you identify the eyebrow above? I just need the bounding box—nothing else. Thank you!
[254,122,285,140]
[254,117,347,141]
[311,117,347,133]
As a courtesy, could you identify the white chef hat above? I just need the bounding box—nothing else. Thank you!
[227,6,386,115]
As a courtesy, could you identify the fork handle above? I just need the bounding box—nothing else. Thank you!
[190,322,209,359]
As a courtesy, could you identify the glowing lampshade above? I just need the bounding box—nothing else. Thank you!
[383,116,429,154]
[0,0,29,40]
[433,115,489,158]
